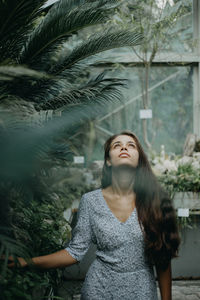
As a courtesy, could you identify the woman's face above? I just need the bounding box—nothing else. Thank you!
[107,135,139,168]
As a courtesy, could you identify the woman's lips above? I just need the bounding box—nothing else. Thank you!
[119,153,130,158]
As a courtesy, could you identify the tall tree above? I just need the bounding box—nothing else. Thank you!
[113,0,191,148]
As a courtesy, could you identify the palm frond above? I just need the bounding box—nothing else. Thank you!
[20,0,119,68]
[0,0,46,60]
[58,62,91,82]
[51,30,144,74]
[47,0,119,15]
[35,75,126,110]
[5,60,91,103]
[0,65,48,81]
[0,79,122,180]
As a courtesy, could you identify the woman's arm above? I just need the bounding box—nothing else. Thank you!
[8,249,77,269]
[155,262,172,300]
[7,194,92,269]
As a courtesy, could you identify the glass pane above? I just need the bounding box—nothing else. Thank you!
[93,66,193,158]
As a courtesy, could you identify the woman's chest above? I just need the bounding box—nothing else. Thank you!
[89,199,144,249]
[106,200,135,223]
[102,191,136,224]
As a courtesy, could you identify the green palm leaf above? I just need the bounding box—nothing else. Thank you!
[35,75,126,110]
[0,65,48,81]
[0,0,46,60]
[51,30,143,74]
[56,62,90,82]
[20,0,119,66]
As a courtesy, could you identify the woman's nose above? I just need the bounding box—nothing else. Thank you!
[121,146,127,151]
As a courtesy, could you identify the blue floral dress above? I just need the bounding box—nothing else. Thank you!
[65,189,158,300]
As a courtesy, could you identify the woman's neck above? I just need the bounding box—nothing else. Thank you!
[110,165,135,196]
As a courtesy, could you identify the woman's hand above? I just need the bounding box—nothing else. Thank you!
[2,255,28,268]
[0,255,28,268]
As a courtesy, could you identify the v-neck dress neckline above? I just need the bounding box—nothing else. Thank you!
[99,188,136,225]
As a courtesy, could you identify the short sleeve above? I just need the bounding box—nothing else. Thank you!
[65,194,92,261]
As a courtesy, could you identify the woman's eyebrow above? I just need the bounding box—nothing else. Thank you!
[128,141,136,144]
[111,141,136,146]
[111,141,121,146]
[113,141,121,144]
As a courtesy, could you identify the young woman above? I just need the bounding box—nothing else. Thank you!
[9,131,180,300]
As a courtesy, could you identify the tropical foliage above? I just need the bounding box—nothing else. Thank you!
[0,0,144,298]
[1,167,94,299]
[0,0,143,114]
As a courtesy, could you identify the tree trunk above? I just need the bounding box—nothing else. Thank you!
[87,121,96,163]
[142,119,151,149]
[142,62,151,149]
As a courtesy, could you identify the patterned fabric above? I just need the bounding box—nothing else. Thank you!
[65,189,158,300]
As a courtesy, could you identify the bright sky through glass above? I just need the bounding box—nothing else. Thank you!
[155,0,174,9]
[43,0,58,8]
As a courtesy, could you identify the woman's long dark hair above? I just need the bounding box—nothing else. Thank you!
[101,131,180,271]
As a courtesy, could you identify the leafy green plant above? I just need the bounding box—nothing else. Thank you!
[158,164,200,229]
[158,164,200,194]
[1,171,94,300]
[1,194,66,299]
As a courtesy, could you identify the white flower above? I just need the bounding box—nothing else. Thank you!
[163,159,177,172]
[191,160,200,170]
[177,156,193,166]
[152,163,167,175]
[193,152,200,162]
[152,157,160,165]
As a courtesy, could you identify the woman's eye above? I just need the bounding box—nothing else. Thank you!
[129,144,135,148]
[114,144,120,148]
